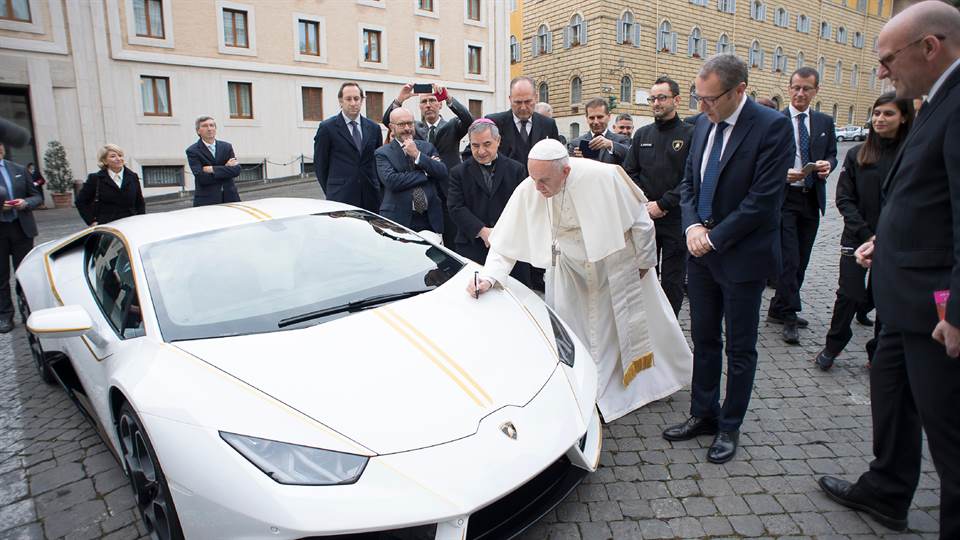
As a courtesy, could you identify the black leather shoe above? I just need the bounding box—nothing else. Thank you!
[818,476,908,531]
[856,312,874,326]
[662,416,718,441]
[0,318,13,334]
[782,322,800,344]
[815,349,835,371]
[767,314,809,328]
[707,430,739,463]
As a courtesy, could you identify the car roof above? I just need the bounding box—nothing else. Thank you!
[90,198,356,249]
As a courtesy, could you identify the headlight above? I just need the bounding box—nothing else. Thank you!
[547,308,576,367]
[220,432,368,485]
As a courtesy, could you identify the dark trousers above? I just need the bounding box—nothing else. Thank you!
[769,188,821,320]
[454,240,531,287]
[0,221,34,320]
[825,255,879,358]
[856,329,960,538]
[654,220,686,316]
[408,211,435,233]
[687,259,766,432]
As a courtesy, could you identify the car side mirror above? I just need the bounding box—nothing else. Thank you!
[27,305,95,339]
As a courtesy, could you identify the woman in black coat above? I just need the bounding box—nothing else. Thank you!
[77,144,146,225]
[815,92,914,370]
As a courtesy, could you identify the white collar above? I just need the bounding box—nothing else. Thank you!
[424,117,442,129]
[717,94,748,127]
[513,114,532,125]
[927,57,960,103]
[341,111,363,125]
[788,104,811,119]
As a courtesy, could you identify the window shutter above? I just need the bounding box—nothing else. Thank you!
[760,49,765,69]
[656,29,663,50]
[701,38,708,57]
[532,37,539,57]
[616,17,624,44]
[582,20,587,45]
[671,32,677,53]
[546,31,553,53]
[563,26,571,48]
[633,24,641,47]
[688,34,694,56]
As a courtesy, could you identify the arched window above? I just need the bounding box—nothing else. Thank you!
[817,56,825,78]
[750,91,757,100]
[772,96,781,109]
[832,103,838,119]
[797,14,809,33]
[538,81,549,103]
[773,46,785,72]
[749,40,762,68]
[837,26,847,44]
[870,67,877,89]
[618,10,640,46]
[620,76,633,104]
[797,51,805,68]
[851,64,859,88]
[534,24,552,56]
[848,106,855,123]
[570,122,580,139]
[688,26,704,57]
[689,83,698,110]
[565,13,586,48]
[853,31,863,48]
[775,7,788,27]
[717,33,731,54]
[820,21,830,39]
[751,0,765,21]
[657,20,675,53]
[510,35,520,64]
[570,76,582,104]
[835,60,842,84]
[815,101,821,112]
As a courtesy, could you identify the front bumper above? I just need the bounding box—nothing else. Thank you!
[144,366,602,539]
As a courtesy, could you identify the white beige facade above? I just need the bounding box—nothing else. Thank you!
[0,0,509,201]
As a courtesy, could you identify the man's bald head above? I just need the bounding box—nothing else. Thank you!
[878,1,960,99]
[389,107,416,140]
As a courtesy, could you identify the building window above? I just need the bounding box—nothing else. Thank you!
[533,24,552,56]
[774,7,788,27]
[820,21,830,39]
[818,56,825,78]
[298,19,320,56]
[570,76,582,104]
[223,8,248,48]
[772,46,785,72]
[538,82,549,103]
[510,35,520,63]
[565,13,586,48]
[848,105,855,124]
[142,165,183,187]
[228,82,252,119]
[832,103,838,119]
[771,96,781,109]
[617,10,640,46]
[851,64,859,88]
[688,26,704,57]
[133,0,163,37]
[750,1,765,21]
[301,87,323,121]
[815,101,821,112]
[717,33,731,54]
[570,122,580,139]
[466,0,480,21]
[238,163,264,182]
[873,36,879,52]
[836,26,847,45]
[418,0,433,10]
[834,60,842,85]
[657,20,675,53]
[717,0,735,14]
[856,0,866,12]
[468,99,483,119]
[363,28,381,62]
[689,84,698,110]
[853,32,864,48]
[419,37,435,69]
[620,76,632,104]
[870,67,877,89]
[365,91,383,123]
[140,76,171,116]
[467,45,482,75]
[796,14,809,33]
[749,40,762,68]
[796,51,804,68]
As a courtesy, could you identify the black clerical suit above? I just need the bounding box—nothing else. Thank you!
[624,115,694,315]
[823,139,895,359]
[848,64,960,539]
[566,129,630,165]
[768,107,837,323]
[0,158,41,326]
[447,154,530,286]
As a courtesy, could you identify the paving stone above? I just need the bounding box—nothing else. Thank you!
[607,521,640,540]
[680,496,716,517]
[668,517,705,539]
[0,500,35,535]
[729,514,766,537]
[587,501,622,522]
[744,493,785,514]
[557,502,589,523]
[760,513,801,535]
[577,522,611,540]
[635,519,674,539]
[649,498,684,519]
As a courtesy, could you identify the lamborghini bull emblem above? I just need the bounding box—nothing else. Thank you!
[672,139,685,152]
[500,422,518,440]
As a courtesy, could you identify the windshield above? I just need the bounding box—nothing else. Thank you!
[140,211,464,341]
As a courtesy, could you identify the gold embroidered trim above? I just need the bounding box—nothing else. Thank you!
[622,352,654,387]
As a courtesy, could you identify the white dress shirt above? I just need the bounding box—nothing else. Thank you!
[108,169,123,188]
[513,114,531,137]
[341,111,364,143]
[788,104,814,186]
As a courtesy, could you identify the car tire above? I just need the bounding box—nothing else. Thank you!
[16,284,55,385]
[117,401,186,540]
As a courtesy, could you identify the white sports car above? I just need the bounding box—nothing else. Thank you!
[17,198,602,540]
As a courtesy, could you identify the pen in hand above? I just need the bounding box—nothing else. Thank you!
[474,271,479,300]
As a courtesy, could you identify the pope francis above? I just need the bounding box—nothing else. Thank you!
[467,138,693,422]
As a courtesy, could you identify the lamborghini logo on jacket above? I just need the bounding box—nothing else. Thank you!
[672,140,685,152]
[500,422,518,440]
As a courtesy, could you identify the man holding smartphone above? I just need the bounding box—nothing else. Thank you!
[0,142,42,333]
[768,67,838,345]
[566,97,629,165]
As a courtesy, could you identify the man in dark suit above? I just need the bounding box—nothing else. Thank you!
[566,97,630,165]
[663,54,794,464]
[185,116,242,207]
[376,108,448,234]
[0,143,42,333]
[817,3,960,536]
[314,81,383,212]
[767,67,838,344]
[447,119,530,286]
[486,76,560,164]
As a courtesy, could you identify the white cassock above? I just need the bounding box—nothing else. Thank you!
[481,157,693,422]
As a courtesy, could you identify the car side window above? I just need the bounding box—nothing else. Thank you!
[85,234,145,339]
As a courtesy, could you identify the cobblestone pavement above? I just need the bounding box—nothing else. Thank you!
[0,149,942,539]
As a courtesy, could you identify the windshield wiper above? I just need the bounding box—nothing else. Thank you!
[277,289,432,328]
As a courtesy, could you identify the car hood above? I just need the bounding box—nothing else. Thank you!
[173,279,562,455]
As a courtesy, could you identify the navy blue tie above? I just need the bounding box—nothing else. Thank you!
[797,112,814,188]
[349,121,363,152]
[697,121,728,223]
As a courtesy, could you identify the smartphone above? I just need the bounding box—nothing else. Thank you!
[578,139,600,160]
[412,83,433,94]
[3,198,23,207]
[800,162,818,176]
[840,246,856,257]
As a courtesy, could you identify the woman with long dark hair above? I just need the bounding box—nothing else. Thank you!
[815,92,914,370]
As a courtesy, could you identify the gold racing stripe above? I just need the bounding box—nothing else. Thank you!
[372,309,487,408]
[222,203,267,221]
[225,202,272,220]
[382,306,493,406]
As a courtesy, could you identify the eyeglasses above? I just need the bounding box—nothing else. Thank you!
[879,34,946,70]
[646,94,676,104]
[691,86,734,106]
[392,121,415,128]
[789,85,817,93]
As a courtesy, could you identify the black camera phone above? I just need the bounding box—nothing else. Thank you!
[412,83,433,94]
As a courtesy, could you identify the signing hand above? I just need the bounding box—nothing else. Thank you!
[855,239,875,268]
[478,227,492,248]
[933,319,960,358]
[646,201,667,219]
[589,135,613,151]
[466,277,493,297]
[816,160,831,179]
[687,225,713,257]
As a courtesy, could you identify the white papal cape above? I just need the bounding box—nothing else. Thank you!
[481,158,693,422]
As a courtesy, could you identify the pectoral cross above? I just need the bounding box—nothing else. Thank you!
[551,242,560,267]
